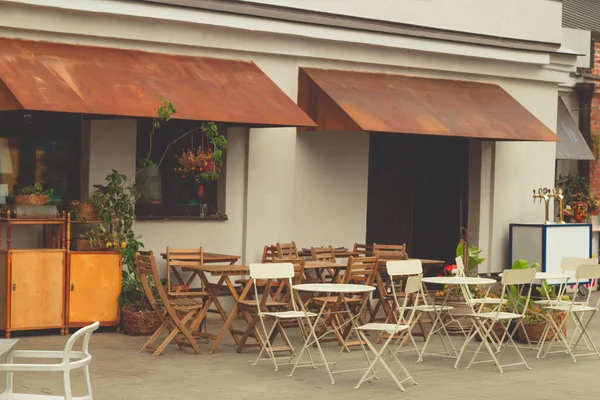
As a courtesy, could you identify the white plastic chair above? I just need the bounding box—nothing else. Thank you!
[354,268,419,391]
[463,268,536,373]
[0,321,100,400]
[248,262,316,371]
[539,263,600,362]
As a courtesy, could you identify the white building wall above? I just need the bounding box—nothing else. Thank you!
[0,0,583,273]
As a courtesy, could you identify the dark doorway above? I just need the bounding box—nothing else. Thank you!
[366,133,469,264]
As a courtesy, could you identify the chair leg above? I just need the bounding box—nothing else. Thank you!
[63,371,73,400]
[141,320,169,353]
[355,331,408,391]
[83,364,93,399]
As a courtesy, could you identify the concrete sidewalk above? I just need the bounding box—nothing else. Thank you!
[1,299,599,399]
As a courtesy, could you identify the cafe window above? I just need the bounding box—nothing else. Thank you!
[135,119,227,219]
[0,111,81,204]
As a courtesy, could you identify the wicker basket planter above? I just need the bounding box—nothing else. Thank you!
[77,203,97,221]
[14,195,49,205]
[517,313,566,343]
[121,305,160,336]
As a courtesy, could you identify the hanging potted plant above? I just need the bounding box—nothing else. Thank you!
[175,122,227,184]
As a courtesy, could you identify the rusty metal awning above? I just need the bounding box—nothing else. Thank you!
[556,97,594,160]
[0,38,315,127]
[298,67,559,141]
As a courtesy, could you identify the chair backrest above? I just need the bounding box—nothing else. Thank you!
[561,257,596,272]
[389,274,422,328]
[276,242,298,259]
[353,243,373,257]
[455,256,466,277]
[262,245,278,263]
[136,251,171,312]
[569,264,600,307]
[386,259,423,276]
[311,246,336,262]
[63,321,100,366]
[500,268,536,286]
[272,257,307,284]
[373,243,408,266]
[498,268,536,318]
[249,262,297,311]
[344,256,379,285]
[165,247,203,294]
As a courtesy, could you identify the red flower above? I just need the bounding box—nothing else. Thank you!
[437,274,443,277]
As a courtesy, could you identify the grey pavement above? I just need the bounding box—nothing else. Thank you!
[1,297,599,399]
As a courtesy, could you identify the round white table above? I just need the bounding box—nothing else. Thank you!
[419,276,496,364]
[290,283,376,385]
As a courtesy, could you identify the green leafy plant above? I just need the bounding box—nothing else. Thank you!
[18,182,54,198]
[85,170,144,308]
[557,173,600,216]
[456,241,485,275]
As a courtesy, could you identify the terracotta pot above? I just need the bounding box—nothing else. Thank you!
[517,314,566,343]
[77,203,97,221]
[440,295,473,335]
[74,238,92,251]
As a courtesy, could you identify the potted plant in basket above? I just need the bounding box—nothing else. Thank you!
[13,182,53,205]
[507,259,567,343]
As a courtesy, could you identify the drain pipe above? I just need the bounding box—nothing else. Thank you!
[575,82,595,180]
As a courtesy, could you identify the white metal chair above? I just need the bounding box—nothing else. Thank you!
[354,268,419,391]
[248,262,316,371]
[539,263,600,362]
[384,260,453,357]
[456,256,506,308]
[0,321,100,400]
[463,268,536,373]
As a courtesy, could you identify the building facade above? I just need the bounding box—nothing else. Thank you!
[0,0,590,273]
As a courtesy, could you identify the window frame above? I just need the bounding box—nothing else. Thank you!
[134,118,228,220]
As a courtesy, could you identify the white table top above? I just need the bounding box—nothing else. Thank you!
[422,276,496,285]
[293,283,376,293]
[0,339,18,356]
[498,271,571,280]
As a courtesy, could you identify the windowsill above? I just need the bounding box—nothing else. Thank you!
[135,214,228,221]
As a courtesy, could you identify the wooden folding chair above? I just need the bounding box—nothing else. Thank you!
[166,247,208,297]
[136,251,202,356]
[236,245,277,286]
[236,260,306,354]
[310,246,338,282]
[370,243,408,321]
[313,256,379,351]
[276,242,299,259]
[353,243,373,257]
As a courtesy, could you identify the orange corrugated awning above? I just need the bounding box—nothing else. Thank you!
[0,38,315,127]
[298,67,558,141]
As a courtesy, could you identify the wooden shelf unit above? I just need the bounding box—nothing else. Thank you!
[0,211,68,337]
[0,211,123,337]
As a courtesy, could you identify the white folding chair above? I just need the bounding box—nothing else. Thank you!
[385,260,454,357]
[354,271,420,391]
[539,263,600,362]
[0,321,100,400]
[464,268,536,373]
[248,262,316,371]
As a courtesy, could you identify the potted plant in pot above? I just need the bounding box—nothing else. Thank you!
[13,182,53,205]
[70,200,97,221]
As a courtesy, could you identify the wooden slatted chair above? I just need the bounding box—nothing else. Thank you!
[310,245,339,282]
[166,247,209,297]
[276,242,299,259]
[370,243,409,321]
[235,260,307,354]
[136,251,202,356]
[235,245,277,286]
[353,243,373,257]
[313,256,379,351]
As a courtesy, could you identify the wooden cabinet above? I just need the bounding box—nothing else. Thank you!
[10,251,65,330]
[67,252,122,329]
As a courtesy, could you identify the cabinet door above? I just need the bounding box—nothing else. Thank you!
[69,253,121,324]
[11,251,65,329]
